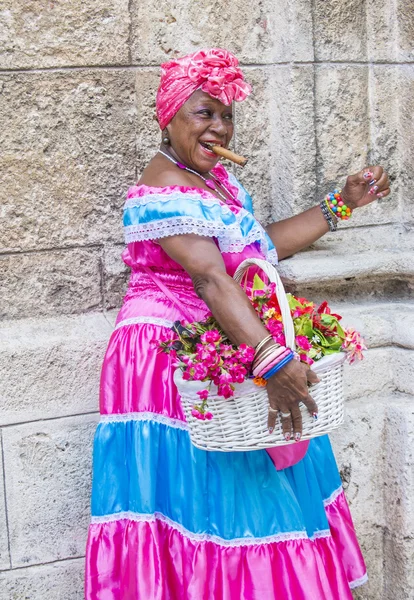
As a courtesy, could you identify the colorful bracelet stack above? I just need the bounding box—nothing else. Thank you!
[252,335,295,381]
[325,189,352,221]
[320,188,353,231]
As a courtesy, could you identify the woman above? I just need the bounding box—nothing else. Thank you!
[86,49,390,599]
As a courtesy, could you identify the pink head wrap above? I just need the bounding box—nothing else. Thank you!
[156,48,252,130]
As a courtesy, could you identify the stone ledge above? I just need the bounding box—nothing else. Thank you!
[278,249,413,288]
[0,557,84,600]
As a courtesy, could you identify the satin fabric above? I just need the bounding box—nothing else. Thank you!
[86,165,367,598]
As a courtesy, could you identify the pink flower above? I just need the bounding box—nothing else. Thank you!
[237,344,255,363]
[193,363,208,380]
[219,344,234,358]
[197,389,209,401]
[228,363,247,383]
[219,371,233,385]
[200,330,221,343]
[299,353,314,366]
[182,370,192,381]
[295,335,312,351]
[342,328,367,364]
[218,383,235,399]
[204,412,213,420]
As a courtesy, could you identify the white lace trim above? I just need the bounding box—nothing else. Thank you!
[125,216,277,263]
[99,412,189,431]
[90,511,329,547]
[311,528,331,540]
[349,573,368,589]
[323,485,343,507]
[114,317,173,330]
[125,191,232,212]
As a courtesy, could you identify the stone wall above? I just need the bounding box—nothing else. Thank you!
[0,1,413,598]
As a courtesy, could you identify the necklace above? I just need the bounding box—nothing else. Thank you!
[158,150,235,204]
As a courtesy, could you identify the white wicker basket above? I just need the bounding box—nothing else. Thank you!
[175,258,345,452]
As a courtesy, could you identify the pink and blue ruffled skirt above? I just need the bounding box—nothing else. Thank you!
[85,270,367,599]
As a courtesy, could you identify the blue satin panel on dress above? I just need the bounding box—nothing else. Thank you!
[123,192,277,258]
[91,420,340,540]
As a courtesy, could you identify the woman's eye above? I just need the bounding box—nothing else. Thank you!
[198,109,212,117]
[224,113,233,121]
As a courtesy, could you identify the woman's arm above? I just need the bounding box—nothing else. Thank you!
[266,166,391,260]
[266,206,329,260]
[159,234,318,437]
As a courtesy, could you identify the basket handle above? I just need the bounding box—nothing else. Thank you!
[233,258,296,350]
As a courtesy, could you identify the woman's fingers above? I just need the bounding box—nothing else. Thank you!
[368,171,390,196]
[267,406,279,434]
[290,405,303,441]
[302,393,318,417]
[306,369,320,385]
[279,408,293,441]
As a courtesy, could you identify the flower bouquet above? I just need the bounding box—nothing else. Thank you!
[162,258,366,452]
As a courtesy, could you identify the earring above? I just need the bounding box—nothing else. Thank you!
[162,130,170,145]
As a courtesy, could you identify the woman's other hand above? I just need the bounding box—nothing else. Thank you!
[266,360,319,441]
[342,166,391,209]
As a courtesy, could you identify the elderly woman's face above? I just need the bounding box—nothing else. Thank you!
[166,90,234,174]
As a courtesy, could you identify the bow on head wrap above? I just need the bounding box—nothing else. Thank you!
[156,48,252,130]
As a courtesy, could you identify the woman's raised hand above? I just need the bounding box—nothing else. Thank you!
[266,360,319,441]
[342,166,391,209]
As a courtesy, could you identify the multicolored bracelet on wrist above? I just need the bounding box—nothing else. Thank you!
[320,188,353,231]
[325,189,352,221]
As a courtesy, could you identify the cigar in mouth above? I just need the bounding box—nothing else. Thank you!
[205,143,248,167]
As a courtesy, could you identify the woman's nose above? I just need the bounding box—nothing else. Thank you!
[209,116,228,137]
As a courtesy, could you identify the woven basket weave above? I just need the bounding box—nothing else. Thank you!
[175,258,345,452]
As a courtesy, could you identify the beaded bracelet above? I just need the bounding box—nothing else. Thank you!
[320,199,337,232]
[325,189,352,221]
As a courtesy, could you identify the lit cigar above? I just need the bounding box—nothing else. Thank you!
[209,145,248,167]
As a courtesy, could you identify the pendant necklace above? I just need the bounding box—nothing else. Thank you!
[158,150,235,204]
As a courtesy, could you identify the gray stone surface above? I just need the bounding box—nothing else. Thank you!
[0,71,136,252]
[135,69,162,177]
[0,557,84,600]
[0,0,130,69]
[0,313,110,426]
[0,248,102,319]
[103,245,130,311]
[0,434,10,570]
[130,0,313,66]
[313,0,367,61]
[236,66,316,224]
[2,414,97,567]
[367,0,414,62]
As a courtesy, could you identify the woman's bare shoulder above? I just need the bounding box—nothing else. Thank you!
[138,155,195,189]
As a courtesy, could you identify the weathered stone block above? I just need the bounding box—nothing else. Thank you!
[103,244,129,311]
[236,66,316,224]
[2,415,98,567]
[315,67,367,193]
[396,66,414,225]
[0,557,84,600]
[0,313,111,425]
[130,0,313,66]
[0,248,102,319]
[0,0,130,69]
[367,0,414,62]
[344,348,394,400]
[0,71,136,252]
[134,69,160,178]
[0,434,10,570]
[313,0,367,61]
